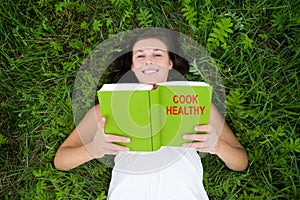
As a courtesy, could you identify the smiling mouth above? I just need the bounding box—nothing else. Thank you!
[142,69,159,74]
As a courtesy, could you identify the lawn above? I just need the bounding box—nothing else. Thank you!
[0,0,299,199]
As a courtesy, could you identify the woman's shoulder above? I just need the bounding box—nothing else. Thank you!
[88,104,100,112]
[94,104,100,111]
[94,104,102,120]
[81,104,102,123]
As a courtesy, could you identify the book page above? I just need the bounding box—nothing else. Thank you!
[100,83,153,91]
[158,81,210,86]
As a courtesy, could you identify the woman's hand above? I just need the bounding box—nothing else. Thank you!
[54,105,132,170]
[182,124,220,154]
[85,117,131,159]
[182,104,248,171]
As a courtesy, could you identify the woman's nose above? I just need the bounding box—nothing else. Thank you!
[144,56,153,65]
[144,59,153,65]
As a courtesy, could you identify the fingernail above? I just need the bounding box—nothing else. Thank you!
[183,135,188,139]
[125,138,131,143]
[182,143,188,147]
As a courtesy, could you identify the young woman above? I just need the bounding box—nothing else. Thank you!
[54,28,248,199]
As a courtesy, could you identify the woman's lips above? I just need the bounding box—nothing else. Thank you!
[142,69,159,74]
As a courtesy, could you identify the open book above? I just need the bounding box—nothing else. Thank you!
[97,81,212,152]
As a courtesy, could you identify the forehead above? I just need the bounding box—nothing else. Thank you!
[133,38,168,51]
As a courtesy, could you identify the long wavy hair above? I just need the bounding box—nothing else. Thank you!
[102,28,190,83]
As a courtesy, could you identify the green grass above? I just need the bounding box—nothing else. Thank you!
[0,0,299,199]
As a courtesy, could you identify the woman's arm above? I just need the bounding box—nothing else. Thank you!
[54,104,130,170]
[183,105,248,171]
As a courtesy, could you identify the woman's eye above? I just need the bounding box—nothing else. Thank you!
[136,55,145,58]
[154,54,162,57]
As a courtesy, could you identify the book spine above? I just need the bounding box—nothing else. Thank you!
[149,88,162,151]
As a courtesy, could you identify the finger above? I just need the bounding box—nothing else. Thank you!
[194,124,210,132]
[106,143,130,152]
[103,149,119,155]
[182,142,203,149]
[98,117,106,130]
[183,134,207,141]
[105,134,131,143]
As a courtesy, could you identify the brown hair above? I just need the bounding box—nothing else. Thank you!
[103,28,189,83]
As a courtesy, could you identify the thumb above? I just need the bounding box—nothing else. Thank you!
[97,117,106,132]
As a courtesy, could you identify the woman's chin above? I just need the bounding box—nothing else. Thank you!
[135,72,169,84]
[138,76,168,84]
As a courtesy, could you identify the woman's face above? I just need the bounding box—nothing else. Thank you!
[131,38,173,84]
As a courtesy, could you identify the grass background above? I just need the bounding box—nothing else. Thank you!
[0,0,299,199]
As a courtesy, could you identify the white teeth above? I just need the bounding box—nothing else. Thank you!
[143,70,158,74]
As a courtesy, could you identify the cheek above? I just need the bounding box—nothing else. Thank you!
[131,59,140,69]
[161,57,172,66]
[158,67,170,76]
[144,57,165,66]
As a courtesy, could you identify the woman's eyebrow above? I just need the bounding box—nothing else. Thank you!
[132,48,167,54]
[133,49,144,53]
[153,48,167,52]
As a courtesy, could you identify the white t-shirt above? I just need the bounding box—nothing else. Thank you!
[107,147,209,200]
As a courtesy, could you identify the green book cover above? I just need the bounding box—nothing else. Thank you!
[97,81,212,152]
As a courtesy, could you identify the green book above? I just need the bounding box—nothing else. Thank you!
[97,81,212,152]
